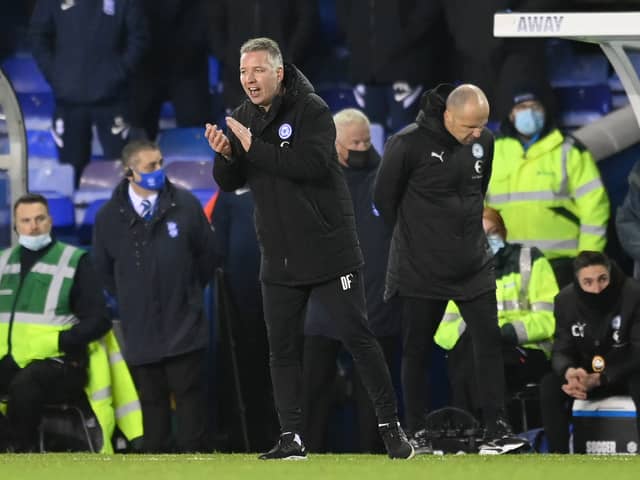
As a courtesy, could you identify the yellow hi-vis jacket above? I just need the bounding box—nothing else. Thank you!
[434,243,558,357]
[0,243,142,453]
[486,129,610,259]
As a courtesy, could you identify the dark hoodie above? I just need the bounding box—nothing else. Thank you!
[552,263,640,386]
[374,84,495,300]
[213,64,362,285]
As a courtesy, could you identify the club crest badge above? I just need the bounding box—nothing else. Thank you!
[472,143,484,159]
[167,221,179,238]
[278,123,293,140]
[611,315,621,330]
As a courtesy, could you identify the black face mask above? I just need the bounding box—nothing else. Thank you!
[346,148,378,169]
[575,264,624,314]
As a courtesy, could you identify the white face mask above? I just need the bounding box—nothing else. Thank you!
[19,233,52,251]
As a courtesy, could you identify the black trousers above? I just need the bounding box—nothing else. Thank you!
[52,101,129,185]
[539,371,640,453]
[447,333,550,426]
[130,349,207,453]
[302,334,399,452]
[0,356,87,452]
[262,272,398,435]
[401,291,505,434]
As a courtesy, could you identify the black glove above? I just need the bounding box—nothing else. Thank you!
[500,323,519,346]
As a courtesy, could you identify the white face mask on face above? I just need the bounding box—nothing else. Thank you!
[18,233,52,251]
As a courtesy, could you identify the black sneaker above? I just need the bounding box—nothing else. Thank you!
[258,432,307,460]
[479,415,528,455]
[409,429,434,455]
[379,422,415,459]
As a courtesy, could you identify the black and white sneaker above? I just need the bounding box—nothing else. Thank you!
[258,432,307,460]
[478,436,528,455]
[379,422,415,459]
[479,416,528,455]
[409,429,434,455]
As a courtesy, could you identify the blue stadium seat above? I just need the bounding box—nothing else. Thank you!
[316,85,359,113]
[74,161,122,217]
[37,191,76,242]
[28,161,74,197]
[18,92,54,131]
[547,50,610,88]
[191,188,217,208]
[27,129,57,160]
[40,192,74,227]
[78,159,123,191]
[608,52,640,92]
[159,101,177,131]
[165,160,216,191]
[208,56,220,91]
[77,198,107,245]
[157,127,214,163]
[554,84,613,127]
[1,54,51,93]
[370,122,385,155]
[0,134,8,155]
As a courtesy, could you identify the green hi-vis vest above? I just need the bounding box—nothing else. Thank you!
[434,246,559,358]
[0,243,83,366]
[486,130,610,259]
[0,243,142,453]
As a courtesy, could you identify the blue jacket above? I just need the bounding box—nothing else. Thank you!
[30,0,147,103]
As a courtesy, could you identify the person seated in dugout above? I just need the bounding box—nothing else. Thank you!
[0,193,142,453]
[434,207,558,428]
[539,251,640,453]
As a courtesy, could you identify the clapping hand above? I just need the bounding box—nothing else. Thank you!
[225,117,252,152]
[205,123,232,158]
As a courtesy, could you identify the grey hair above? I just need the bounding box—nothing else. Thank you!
[121,139,160,169]
[446,84,489,111]
[333,108,370,130]
[240,37,283,69]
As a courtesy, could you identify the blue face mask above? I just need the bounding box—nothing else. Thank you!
[487,234,505,255]
[514,108,545,137]
[19,233,52,251]
[134,168,165,191]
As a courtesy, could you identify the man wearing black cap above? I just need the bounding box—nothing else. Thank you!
[539,251,640,453]
[485,90,610,288]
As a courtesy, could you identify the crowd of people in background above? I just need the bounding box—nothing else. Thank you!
[0,0,640,459]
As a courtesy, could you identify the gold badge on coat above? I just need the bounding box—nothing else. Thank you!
[592,355,605,373]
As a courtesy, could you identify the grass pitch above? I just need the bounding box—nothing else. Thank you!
[1,453,639,480]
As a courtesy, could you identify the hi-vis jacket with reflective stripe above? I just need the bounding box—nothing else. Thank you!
[486,129,609,259]
[87,329,143,453]
[434,243,558,357]
[0,243,82,365]
[0,243,142,453]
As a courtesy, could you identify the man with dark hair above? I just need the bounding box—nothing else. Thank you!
[0,193,111,452]
[540,251,640,453]
[92,140,217,452]
[205,37,413,460]
[375,83,525,454]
